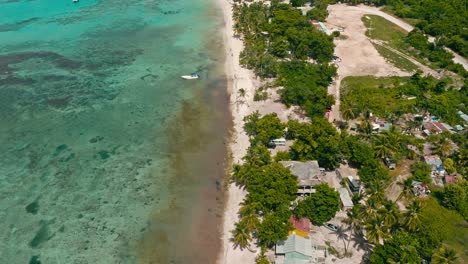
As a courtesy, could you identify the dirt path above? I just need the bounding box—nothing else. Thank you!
[326,4,466,122]
[370,39,440,78]
[326,4,411,122]
[340,4,468,70]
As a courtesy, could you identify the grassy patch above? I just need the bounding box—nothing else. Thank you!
[372,43,418,72]
[361,15,435,70]
[340,76,414,118]
[421,198,468,263]
[362,15,407,47]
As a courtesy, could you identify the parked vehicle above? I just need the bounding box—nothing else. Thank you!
[324,223,338,232]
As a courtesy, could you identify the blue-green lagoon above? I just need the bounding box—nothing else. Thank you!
[0,0,229,263]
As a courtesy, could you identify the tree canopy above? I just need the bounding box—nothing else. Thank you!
[370,231,421,264]
[245,163,298,213]
[243,112,285,145]
[294,183,340,225]
[288,118,341,169]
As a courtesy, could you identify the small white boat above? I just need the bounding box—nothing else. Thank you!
[73,0,79,3]
[181,73,199,80]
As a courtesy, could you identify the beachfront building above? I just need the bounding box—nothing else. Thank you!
[337,188,353,211]
[280,161,322,196]
[275,233,324,264]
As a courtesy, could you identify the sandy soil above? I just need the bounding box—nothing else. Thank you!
[326,4,467,122]
[333,4,468,70]
[218,0,259,262]
[326,4,411,122]
[217,0,315,261]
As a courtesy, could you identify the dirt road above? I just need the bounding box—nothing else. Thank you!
[340,4,468,70]
[326,4,466,122]
[326,4,410,121]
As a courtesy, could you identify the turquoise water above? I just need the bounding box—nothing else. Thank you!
[0,0,228,263]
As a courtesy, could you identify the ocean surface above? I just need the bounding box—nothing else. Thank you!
[0,0,229,263]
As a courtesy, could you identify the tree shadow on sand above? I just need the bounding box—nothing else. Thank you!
[351,230,373,263]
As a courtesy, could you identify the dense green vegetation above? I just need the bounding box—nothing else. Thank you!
[243,111,285,145]
[294,183,340,224]
[434,182,468,220]
[341,73,468,125]
[231,114,341,250]
[233,2,337,118]
[287,118,341,169]
[372,43,419,72]
[355,197,467,263]
[385,0,468,58]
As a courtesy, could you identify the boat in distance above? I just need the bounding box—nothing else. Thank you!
[181,73,200,80]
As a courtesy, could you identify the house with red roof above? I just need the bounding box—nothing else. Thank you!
[288,216,311,238]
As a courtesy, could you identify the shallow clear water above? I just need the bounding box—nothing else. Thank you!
[0,0,228,263]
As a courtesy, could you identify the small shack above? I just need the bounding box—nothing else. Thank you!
[337,188,353,211]
[424,155,445,177]
[275,233,315,264]
[347,176,361,193]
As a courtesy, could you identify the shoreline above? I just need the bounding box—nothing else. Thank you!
[218,0,259,263]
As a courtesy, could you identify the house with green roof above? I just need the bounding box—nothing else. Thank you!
[275,233,319,264]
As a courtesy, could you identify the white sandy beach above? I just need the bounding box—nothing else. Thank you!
[218,0,259,263]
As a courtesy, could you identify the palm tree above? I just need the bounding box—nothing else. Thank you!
[255,252,270,264]
[432,246,458,264]
[359,119,372,135]
[387,128,402,151]
[433,138,453,157]
[241,213,260,232]
[404,200,422,232]
[342,106,355,120]
[397,178,413,201]
[230,220,252,250]
[373,131,400,158]
[361,199,379,221]
[239,201,259,217]
[378,200,400,229]
[345,205,363,233]
[365,216,387,244]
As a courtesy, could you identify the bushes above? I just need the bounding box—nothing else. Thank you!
[410,162,432,184]
[243,112,285,145]
[246,163,298,212]
[288,118,341,169]
[234,2,337,119]
[278,61,336,117]
[294,183,340,225]
[389,0,467,57]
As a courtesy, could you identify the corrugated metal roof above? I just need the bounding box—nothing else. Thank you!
[338,188,353,208]
[279,161,321,187]
[278,234,313,257]
[289,216,311,233]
